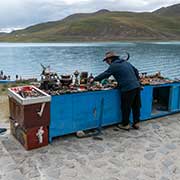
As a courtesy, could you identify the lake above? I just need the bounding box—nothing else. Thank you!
[0,42,180,80]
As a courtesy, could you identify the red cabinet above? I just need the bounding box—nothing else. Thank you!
[8,85,51,150]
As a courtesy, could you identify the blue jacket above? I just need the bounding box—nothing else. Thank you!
[94,58,140,92]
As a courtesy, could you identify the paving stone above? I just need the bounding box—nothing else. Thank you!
[43,168,61,179]
[144,170,156,178]
[106,142,116,148]
[75,157,87,166]
[173,175,180,180]
[109,158,122,167]
[93,144,105,153]
[67,153,78,160]
[1,138,21,151]
[30,177,44,180]
[94,160,108,168]
[152,124,160,129]
[144,152,156,160]
[1,163,18,172]
[112,147,125,153]
[160,176,170,180]
[162,159,174,167]
[103,177,120,180]
[124,169,140,179]
[161,165,171,177]
[167,165,178,175]
[64,161,75,168]
[0,156,14,166]
[88,153,103,160]
[142,162,155,170]
[159,147,169,155]
[165,143,176,150]
[106,167,120,174]
[130,130,140,136]
[172,166,180,174]
[2,169,25,180]
[61,168,77,178]
[26,171,40,179]
[76,176,89,180]
[149,143,160,148]
[146,147,154,152]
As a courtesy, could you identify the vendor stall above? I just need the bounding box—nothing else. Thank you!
[8,69,180,148]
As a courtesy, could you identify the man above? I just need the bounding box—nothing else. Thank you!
[92,51,141,131]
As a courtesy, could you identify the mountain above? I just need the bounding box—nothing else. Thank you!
[0,32,7,36]
[0,4,180,42]
[153,3,180,16]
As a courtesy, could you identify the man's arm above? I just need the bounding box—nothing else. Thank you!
[94,67,112,82]
[131,64,144,89]
[131,65,140,81]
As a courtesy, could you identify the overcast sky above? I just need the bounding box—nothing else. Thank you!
[1,0,180,32]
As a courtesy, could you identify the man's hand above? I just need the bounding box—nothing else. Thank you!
[140,86,144,90]
[89,78,94,83]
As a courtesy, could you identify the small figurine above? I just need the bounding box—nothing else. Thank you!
[80,72,88,84]
[74,70,79,86]
[40,64,60,90]
[36,126,44,144]
[88,73,94,84]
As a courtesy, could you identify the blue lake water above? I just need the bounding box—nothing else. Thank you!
[0,42,180,80]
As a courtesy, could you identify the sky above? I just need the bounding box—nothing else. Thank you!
[1,0,180,32]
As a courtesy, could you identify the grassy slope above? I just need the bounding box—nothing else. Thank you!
[1,7,180,42]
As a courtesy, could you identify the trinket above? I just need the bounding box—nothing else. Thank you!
[80,72,88,84]
[140,72,175,85]
[40,64,60,91]
[60,74,73,86]
[74,70,80,86]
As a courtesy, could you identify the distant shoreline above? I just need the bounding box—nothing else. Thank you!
[0,40,180,44]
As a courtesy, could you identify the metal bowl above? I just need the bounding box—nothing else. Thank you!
[60,78,72,86]
[61,74,71,79]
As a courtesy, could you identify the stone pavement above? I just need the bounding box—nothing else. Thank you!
[1,114,180,180]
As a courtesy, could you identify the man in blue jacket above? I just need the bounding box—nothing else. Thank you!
[93,51,141,130]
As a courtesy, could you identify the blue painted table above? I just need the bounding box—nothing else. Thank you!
[0,80,15,84]
[49,82,180,142]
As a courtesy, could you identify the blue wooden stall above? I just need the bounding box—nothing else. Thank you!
[49,82,180,142]
[0,80,15,84]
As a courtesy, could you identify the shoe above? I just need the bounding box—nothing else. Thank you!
[0,128,7,134]
[76,131,86,138]
[117,124,130,131]
[132,123,140,130]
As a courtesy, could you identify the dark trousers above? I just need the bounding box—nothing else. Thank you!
[121,88,141,126]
